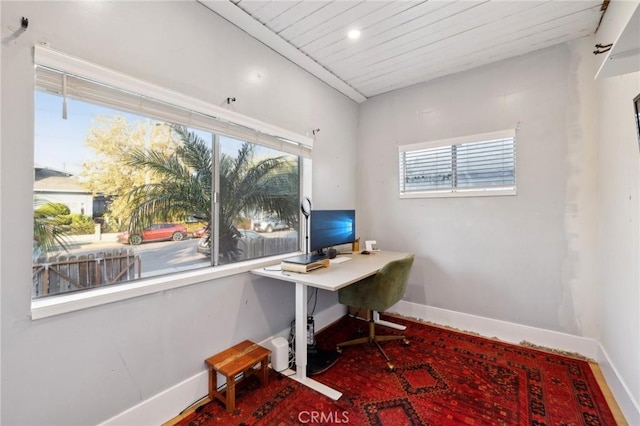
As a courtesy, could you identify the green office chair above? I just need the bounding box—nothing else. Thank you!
[336,254,415,371]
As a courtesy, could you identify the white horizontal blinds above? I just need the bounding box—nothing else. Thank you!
[36,67,193,125]
[399,130,516,196]
[188,113,311,157]
[34,46,313,158]
[455,138,515,189]
[400,146,453,192]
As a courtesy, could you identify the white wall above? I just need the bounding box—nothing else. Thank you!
[357,9,640,416]
[595,0,640,411]
[2,1,638,424]
[0,2,357,425]
[597,70,640,420]
[358,41,600,337]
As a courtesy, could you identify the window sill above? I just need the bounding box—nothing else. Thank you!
[400,187,517,199]
[30,253,298,320]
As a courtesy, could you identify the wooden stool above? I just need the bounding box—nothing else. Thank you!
[205,340,271,413]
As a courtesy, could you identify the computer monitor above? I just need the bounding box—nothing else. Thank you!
[309,210,356,253]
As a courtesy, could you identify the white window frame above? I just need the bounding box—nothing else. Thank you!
[31,46,313,319]
[398,129,517,199]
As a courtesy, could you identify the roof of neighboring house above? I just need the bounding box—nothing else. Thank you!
[34,166,73,180]
[34,167,91,194]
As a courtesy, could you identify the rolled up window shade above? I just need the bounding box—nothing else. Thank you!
[35,46,312,158]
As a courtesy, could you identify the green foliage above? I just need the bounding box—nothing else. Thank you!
[124,125,298,263]
[80,117,177,228]
[32,201,94,263]
[34,202,70,219]
[33,200,70,261]
[69,214,95,235]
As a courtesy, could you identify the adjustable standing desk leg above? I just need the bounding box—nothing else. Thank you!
[295,282,308,381]
[291,281,342,401]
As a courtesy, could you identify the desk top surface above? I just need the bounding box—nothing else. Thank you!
[250,250,410,291]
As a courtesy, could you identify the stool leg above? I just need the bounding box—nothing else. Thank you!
[226,375,235,413]
[208,367,216,401]
[260,358,269,387]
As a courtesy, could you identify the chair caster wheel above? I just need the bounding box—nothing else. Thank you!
[402,338,410,346]
[387,363,395,372]
[336,346,343,354]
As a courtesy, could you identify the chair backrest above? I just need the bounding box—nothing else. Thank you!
[372,254,415,311]
[339,254,415,313]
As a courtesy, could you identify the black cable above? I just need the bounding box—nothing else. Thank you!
[179,394,208,415]
[310,288,318,315]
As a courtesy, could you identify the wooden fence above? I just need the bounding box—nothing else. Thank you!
[237,237,298,260]
[33,249,141,297]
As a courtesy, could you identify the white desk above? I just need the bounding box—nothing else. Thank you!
[251,250,410,400]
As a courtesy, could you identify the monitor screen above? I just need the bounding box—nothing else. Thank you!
[310,210,356,253]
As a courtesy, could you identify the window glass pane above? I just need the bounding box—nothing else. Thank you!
[33,92,213,298]
[217,137,300,263]
[33,90,300,298]
[456,139,515,188]
[401,146,453,192]
[399,132,515,197]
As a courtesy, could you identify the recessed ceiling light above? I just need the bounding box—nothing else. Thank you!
[347,29,361,40]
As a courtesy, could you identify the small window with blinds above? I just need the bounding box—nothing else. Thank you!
[398,130,516,198]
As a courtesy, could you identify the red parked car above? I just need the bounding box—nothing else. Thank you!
[193,227,208,238]
[117,223,188,245]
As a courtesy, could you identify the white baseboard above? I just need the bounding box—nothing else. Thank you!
[390,300,600,358]
[390,300,640,424]
[99,303,348,426]
[596,344,640,425]
[98,370,209,426]
[101,301,639,425]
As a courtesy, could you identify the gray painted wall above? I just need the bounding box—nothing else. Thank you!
[357,14,639,411]
[597,69,640,417]
[358,41,600,337]
[0,2,357,424]
[1,0,638,424]
[595,0,640,406]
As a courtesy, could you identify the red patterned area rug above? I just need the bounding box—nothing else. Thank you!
[176,315,618,425]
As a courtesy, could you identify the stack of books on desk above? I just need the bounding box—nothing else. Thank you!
[281,258,330,273]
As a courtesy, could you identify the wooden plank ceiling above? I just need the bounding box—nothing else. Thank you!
[199,1,605,103]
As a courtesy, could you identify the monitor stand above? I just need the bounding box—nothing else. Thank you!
[306,346,339,376]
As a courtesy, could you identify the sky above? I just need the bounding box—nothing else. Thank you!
[35,91,150,175]
[35,91,292,177]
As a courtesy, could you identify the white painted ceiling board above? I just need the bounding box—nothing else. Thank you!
[346,4,599,83]
[280,2,370,45]
[199,0,607,102]
[315,2,478,64]
[266,2,329,33]
[295,2,408,53]
[327,3,543,79]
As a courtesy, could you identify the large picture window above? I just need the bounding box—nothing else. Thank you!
[32,48,309,299]
[398,129,516,198]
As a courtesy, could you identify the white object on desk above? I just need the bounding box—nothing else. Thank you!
[365,240,377,251]
[330,257,351,265]
[251,250,410,400]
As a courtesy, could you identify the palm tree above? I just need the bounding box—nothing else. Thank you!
[125,126,298,263]
[32,198,70,262]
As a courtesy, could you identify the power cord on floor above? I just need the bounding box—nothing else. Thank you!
[178,371,246,415]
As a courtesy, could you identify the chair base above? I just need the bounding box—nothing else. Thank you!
[336,315,409,371]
